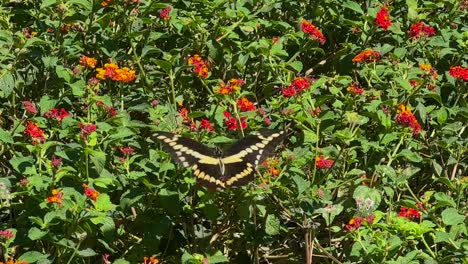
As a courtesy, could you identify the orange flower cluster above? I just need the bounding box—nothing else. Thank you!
[315,156,334,169]
[409,22,436,38]
[187,54,209,78]
[83,184,100,201]
[262,158,280,177]
[398,206,421,220]
[24,121,45,143]
[101,0,111,6]
[419,64,438,79]
[395,104,422,136]
[352,50,381,63]
[215,78,245,95]
[46,189,63,206]
[80,55,97,68]
[143,256,159,264]
[449,66,468,81]
[375,7,391,30]
[300,20,326,45]
[237,97,256,112]
[0,260,28,264]
[96,63,137,83]
[346,83,364,95]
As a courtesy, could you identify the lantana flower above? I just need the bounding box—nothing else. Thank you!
[315,156,334,169]
[375,7,391,30]
[187,54,209,78]
[449,66,468,81]
[409,22,436,38]
[395,104,422,136]
[352,50,381,63]
[300,20,326,44]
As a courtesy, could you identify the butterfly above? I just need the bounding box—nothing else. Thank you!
[154,130,286,189]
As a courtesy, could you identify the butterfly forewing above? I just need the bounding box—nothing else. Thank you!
[154,130,285,189]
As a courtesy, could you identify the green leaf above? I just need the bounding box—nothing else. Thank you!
[28,227,48,240]
[209,251,230,263]
[343,1,364,14]
[0,128,13,144]
[77,248,97,257]
[39,96,57,115]
[441,208,464,226]
[397,149,423,162]
[0,71,14,98]
[94,194,116,211]
[303,130,317,143]
[113,260,130,264]
[19,251,49,263]
[287,61,303,72]
[155,59,172,74]
[265,214,280,235]
[434,192,457,208]
[56,65,71,82]
[292,175,309,195]
[41,0,56,8]
[436,107,448,125]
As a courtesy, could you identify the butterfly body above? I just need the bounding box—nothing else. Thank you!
[154,130,285,189]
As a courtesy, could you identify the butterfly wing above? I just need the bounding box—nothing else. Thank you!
[154,131,226,189]
[221,130,285,188]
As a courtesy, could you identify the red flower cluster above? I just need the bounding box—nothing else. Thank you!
[199,118,215,132]
[352,50,381,63]
[120,146,135,155]
[315,156,334,169]
[79,55,97,68]
[449,66,468,81]
[187,54,209,78]
[79,123,97,140]
[83,183,100,201]
[300,20,326,45]
[22,101,37,114]
[281,77,311,97]
[223,111,247,131]
[409,22,436,38]
[96,63,137,83]
[51,156,62,168]
[215,78,246,95]
[46,189,63,206]
[346,83,364,95]
[237,97,256,112]
[398,206,421,220]
[44,108,70,121]
[159,6,171,21]
[24,121,45,143]
[375,7,391,30]
[395,104,422,136]
[0,229,14,239]
[346,214,375,231]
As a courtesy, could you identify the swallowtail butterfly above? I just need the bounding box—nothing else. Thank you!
[154,130,285,189]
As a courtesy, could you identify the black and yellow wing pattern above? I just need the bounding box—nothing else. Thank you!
[154,130,285,189]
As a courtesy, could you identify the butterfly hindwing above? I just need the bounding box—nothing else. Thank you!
[221,130,285,187]
[154,132,225,188]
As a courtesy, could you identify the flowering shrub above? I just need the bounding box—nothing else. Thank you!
[0,0,466,263]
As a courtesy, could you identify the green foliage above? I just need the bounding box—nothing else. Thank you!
[0,0,467,263]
